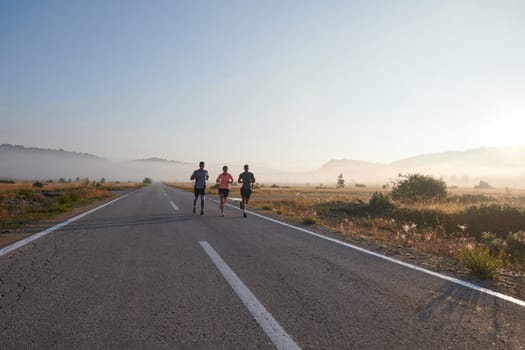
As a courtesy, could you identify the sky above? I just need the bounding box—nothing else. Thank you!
[1,0,524,170]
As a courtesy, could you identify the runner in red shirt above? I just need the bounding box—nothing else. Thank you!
[216,165,234,216]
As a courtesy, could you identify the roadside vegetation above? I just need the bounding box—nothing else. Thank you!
[242,175,525,280]
[0,179,143,237]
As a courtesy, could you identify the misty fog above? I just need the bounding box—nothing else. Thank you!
[1,145,525,188]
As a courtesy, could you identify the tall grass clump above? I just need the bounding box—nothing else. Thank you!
[261,204,273,211]
[302,216,317,225]
[457,245,502,280]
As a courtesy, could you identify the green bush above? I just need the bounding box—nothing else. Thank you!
[261,204,273,211]
[32,181,44,188]
[369,192,394,212]
[391,174,447,201]
[142,177,153,184]
[458,246,501,280]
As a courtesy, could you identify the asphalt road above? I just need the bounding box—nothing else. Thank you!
[1,184,524,349]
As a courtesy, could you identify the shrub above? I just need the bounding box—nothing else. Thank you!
[391,174,447,201]
[480,232,504,254]
[302,216,317,225]
[355,183,366,188]
[143,177,153,184]
[456,204,525,238]
[58,194,72,205]
[261,204,273,211]
[457,246,501,280]
[32,181,44,188]
[368,192,394,212]
[505,231,525,267]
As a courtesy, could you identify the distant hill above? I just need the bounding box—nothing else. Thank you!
[319,159,386,171]
[134,157,189,165]
[0,144,102,160]
[391,146,525,168]
[317,146,525,187]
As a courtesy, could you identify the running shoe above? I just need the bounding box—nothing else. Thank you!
[243,212,247,218]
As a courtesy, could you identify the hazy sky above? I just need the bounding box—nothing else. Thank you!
[1,0,524,170]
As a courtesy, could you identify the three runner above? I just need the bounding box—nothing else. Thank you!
[190,162,255,217]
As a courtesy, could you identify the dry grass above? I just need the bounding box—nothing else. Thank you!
[0,181,82,193]
[0,181,143,234]
[0,181,143,193]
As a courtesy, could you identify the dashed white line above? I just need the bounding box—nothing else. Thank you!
[170,201,179,211]
[0,194,130,257]
[199,241,301,350]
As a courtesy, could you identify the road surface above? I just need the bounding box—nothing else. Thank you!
[1,184,524,349]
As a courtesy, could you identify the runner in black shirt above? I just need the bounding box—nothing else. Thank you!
[238,164,255,218]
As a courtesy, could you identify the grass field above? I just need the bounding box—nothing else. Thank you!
[0,180,143,238]
[167,182,525,278]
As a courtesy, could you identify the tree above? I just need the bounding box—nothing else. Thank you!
[475,180,492,189]
[143,177,153,184]
[391,174,447,201]
[336,173,345,188]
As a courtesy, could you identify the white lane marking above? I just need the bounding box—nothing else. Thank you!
[170,201,179,211]
[218,202,525,308]
[199,241,301,350]
[0,194,130,258]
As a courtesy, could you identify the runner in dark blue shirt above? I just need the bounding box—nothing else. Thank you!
[190,161,209,215]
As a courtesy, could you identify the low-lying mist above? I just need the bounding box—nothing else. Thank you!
[1,152,525,189]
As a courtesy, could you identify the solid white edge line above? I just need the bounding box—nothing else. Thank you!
[170,201,179,211]
[213,200,525,308]
[199,241,301,350]
[0,193,131,258]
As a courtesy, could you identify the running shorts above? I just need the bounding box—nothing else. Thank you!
[240,188,252,199]
[194,187,205,197]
